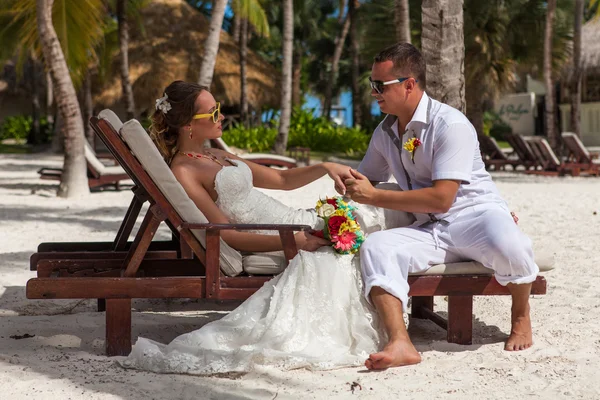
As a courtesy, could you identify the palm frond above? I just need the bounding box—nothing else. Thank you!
[232,0,270,37]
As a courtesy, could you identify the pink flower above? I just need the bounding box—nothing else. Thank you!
[332,231,357,252]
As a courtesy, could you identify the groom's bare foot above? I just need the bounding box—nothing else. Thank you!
[505,306,533,351]
[365,339,421,370]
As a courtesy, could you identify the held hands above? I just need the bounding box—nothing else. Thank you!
[325,163,353,195]
[294,231,330,252]
[344,169,376,204]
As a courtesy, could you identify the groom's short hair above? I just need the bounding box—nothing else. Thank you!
[374,43,426,90]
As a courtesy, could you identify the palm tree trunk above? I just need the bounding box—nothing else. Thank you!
[239,17,249,124]
[570,0,584,138]
[544,0,558,149]
[117,0,135,120]
[322,14,350,119]
[232,13,241,43]
[30,54,42,145]
[199,0,228,87]
[292,45,303,107]
[466,86,485,136]
[395,0,411,43]
[349,0,362,127]
[46,70,54,127]
[273,0,294,155]
[37,0,89,197]
[82,70,94,145]
[421,0,466,113]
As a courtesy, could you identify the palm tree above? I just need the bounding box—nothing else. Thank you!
[37,0,89,197]
[198,0,228,87]
[544,0,558,149]
[395,0,411,43]
[322,8,351,120]
[421,0,466,113]
[570,0,584,138]
[273,0,294,155]
[231,0,270,124]
[349,0,362,126]
[117,0,135,119]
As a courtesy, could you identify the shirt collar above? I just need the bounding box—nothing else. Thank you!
[407,92,430,127]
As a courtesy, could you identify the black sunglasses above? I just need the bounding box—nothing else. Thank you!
[369,77,417,94]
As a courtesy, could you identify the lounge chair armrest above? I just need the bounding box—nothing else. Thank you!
[179,223,312,232]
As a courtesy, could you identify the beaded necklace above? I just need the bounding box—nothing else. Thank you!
[179,150,228,166]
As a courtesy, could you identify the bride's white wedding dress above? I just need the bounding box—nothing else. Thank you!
[121,160,397,375]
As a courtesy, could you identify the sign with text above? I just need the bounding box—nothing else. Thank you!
[495,93,536,136]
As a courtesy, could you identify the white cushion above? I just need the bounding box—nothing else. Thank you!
[242,251,287,275]
[119,119,243,277]
[99,109,124,132]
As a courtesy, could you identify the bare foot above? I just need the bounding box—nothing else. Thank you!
[364,339,421,370]
[505,307,533,351]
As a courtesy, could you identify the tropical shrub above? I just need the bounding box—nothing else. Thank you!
[483,111,512,141]
[222,107,371,156]
[0,115,54,143]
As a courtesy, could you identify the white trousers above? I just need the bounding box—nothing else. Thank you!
[360,203,539,311]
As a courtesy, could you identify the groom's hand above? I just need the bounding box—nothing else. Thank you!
[345,169,375,204]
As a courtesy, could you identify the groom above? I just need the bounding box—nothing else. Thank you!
[331,43,539,370]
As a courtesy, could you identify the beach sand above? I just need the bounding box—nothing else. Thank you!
[1,153,599,400]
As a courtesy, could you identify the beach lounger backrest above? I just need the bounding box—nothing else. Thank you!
[525,136,561,169]
[505,133,537,164]
[119,119,244,277]
[561,132,592,163]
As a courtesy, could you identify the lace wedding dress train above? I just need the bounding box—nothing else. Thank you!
[121,160,393,375]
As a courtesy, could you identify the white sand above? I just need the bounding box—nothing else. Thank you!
[1,153,599,400]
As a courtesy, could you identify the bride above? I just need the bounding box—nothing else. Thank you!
[121,81,409,375]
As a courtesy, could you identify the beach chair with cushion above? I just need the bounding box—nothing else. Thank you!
[478,134,522,171]
[38,137,131,190]
[26,111,553,356]
[561,132,600,172]
[27,112,308,356]
[210,137,301,168]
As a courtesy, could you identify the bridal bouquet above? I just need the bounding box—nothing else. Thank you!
[313,196,365,254]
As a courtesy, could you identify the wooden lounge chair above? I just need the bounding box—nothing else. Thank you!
[26,111,553,356]
[561,132,600,172]
[503,133,539,170]
[524,136,599,177]
[38,139,130,190]
[478,134,522,171]
[210,137,301,168]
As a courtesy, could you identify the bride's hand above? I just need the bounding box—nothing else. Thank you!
[294,231,330,252]
[325,163,353,195]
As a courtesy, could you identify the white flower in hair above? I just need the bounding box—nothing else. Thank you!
[155,93,172,114]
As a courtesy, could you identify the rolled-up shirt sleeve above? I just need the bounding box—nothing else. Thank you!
[358,131,391,182]
[431,122,475,183]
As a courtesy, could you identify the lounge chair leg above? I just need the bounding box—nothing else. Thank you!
[98,298,106,312]
[105,298,132,356]
[411,296,434,319]
[447,295,473,345]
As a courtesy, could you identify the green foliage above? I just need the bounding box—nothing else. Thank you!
[483,111,512,141]
[222,108,371,155]
[0,115,53,142]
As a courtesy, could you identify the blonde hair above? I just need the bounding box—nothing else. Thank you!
[148,81,208,163]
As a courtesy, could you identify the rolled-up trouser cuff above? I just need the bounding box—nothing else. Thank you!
[363,274,410,313]
[494,267,540,286]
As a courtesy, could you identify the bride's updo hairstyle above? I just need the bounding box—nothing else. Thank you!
[149,80,207,163]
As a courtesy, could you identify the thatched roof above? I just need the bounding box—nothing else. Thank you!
[94,0,280,115]
[581,18,600,71]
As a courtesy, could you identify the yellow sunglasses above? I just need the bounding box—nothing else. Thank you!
[192,102,221,123]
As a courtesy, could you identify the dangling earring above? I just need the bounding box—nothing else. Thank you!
[188,127,193,139]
